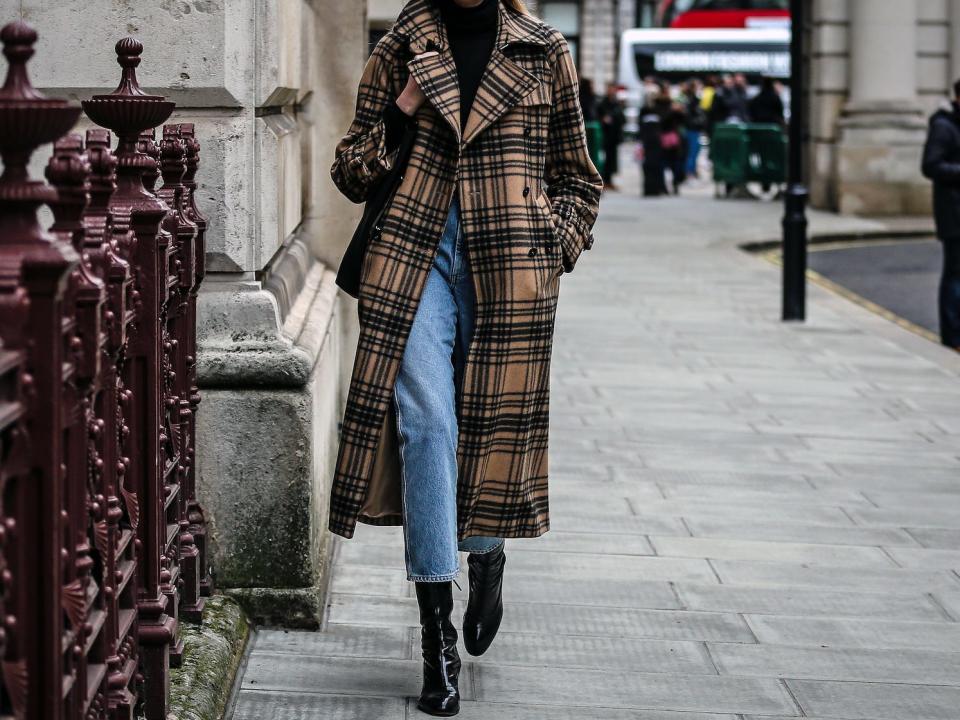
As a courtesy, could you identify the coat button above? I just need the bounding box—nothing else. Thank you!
[524,126,531,136]
[528,247,538,257]
[523,186,530,197]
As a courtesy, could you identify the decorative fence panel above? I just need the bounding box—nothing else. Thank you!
[0,21,211,720]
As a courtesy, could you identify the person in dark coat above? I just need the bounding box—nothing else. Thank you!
[597,82,626,190]
[713,73,749,123]
[653,84,687,193]
[921,78,960,348]
[749,77,785,125]
[580,77,598,122]
[639,90,667,196]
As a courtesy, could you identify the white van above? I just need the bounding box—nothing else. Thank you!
[617,27,791,134]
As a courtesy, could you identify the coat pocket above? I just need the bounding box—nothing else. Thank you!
[534,191,564,278]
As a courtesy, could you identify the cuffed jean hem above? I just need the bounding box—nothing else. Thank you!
[408,569,461,583]
[460,538,505,555]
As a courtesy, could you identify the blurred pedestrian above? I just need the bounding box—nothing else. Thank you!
[701,75,719,137]
[597,81,626,190]
[729,73,751,121]
[580,78,604,181]
[681,79,706,178]
[580,78,597,121]
[921,78,960,349]
[749,76,785,125]
[639,86,667,196]
[653,82,687,193]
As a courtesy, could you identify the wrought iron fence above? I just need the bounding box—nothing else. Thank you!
[0,20,211,720]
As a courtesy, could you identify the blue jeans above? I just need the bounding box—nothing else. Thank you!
[686,129,702,175]
[393,194,504,582]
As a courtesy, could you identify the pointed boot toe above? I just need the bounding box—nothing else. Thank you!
[462,543,506,656]
[417,689,461,717]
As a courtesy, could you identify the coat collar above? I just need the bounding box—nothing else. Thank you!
[394,0,548,54]
[394,0,549,146]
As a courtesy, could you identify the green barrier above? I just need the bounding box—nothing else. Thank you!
[710,122,787,192]
[585,120,604,176]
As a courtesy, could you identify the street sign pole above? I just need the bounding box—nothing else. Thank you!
[782,0,808,321]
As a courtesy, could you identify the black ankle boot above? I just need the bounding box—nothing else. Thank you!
[462,543,505,656]
[414,581,461,717]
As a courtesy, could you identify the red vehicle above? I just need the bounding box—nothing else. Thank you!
[657,0,790,29]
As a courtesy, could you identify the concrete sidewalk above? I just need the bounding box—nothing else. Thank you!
[231,191,960,719]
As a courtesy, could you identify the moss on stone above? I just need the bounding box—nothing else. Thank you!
[168,594,250,720]
[223,585,323,630]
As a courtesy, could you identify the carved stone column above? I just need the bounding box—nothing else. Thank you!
[836,0,928,215]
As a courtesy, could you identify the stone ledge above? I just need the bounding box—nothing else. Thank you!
[223,585,325,630]
[168,594,251,720]
[197,237,338,389]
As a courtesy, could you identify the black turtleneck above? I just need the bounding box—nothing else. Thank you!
[438,0,499,131]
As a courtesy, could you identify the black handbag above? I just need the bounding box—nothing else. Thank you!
[336,118,418,299]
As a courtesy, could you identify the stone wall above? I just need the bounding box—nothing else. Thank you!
[3,0,367,626]
[810,0,960,214]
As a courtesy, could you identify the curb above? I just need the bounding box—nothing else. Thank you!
[739,228,934,254]
[168,594,251,720]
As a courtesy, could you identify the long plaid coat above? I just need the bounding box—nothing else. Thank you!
[328,0,602,541]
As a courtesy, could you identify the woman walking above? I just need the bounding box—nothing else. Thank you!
[328,0,602,715]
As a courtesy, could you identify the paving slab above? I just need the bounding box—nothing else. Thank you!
[674,582,945,621]
[906,527,960,549]
[744,615,960,652]
[683,517,918,547]
[711,558,960,592]
[649,536,895,568]
[229,192,960,719]
[708,642,960,684]
[473,665,797,715]
[786,679,960,720]
[254,624,411,660]
[453,704,736,720]
[232,691,405,720]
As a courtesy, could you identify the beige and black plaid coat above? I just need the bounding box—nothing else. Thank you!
[328,0,602,541]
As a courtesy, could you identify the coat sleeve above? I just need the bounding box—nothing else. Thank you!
[544,38,604,273]
[922,117,960,186]
[331,43,405,204]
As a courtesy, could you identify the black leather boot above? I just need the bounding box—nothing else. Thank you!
[414,581,461,716]
[462,542,505,656]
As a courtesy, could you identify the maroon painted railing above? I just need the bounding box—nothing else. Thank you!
[0,21,211,720]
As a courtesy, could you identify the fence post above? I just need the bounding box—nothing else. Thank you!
[158,125,207,622]
[80,126,144,719]
[82,37,178,720]
[0,19,82,720]
[177,123,213,600]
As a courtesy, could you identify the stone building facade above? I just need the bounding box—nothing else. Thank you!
[809,0,960,214]
[4,0,368,626]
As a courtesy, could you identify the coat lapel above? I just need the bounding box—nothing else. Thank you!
[462,3,548,148]
[407,50,462,144]
[394,0,462,142]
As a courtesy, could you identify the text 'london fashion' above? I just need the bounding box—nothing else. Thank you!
[393,193,504,582]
